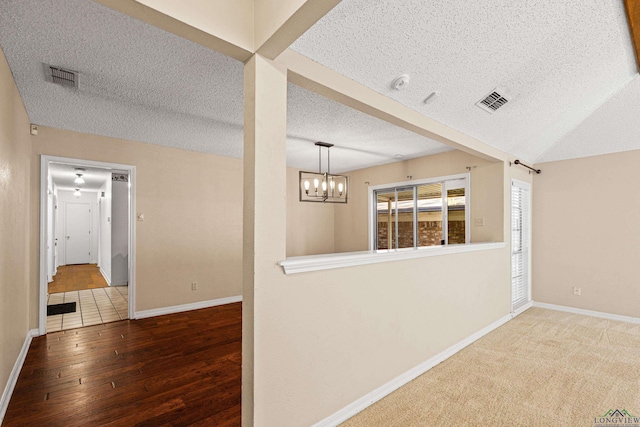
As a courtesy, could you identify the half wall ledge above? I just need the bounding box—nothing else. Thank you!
[278,242,506,274]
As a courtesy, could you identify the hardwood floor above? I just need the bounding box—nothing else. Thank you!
[49,264,110,293]
[3,303,242,426]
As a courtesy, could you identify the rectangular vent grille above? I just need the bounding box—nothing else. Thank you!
[44,64,78,88]
[476,89,509,113]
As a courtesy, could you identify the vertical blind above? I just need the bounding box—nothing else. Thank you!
[511,180,531,311]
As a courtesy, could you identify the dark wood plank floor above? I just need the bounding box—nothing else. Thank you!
[3,303,241,426]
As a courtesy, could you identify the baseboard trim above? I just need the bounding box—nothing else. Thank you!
[99,267,111,286]
[109,281,128,287]
[533,302,640,324]
[135,295,242,320]
[312,313,512,427]
[0,329,39,423]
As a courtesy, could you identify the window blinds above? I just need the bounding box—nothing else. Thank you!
[511,180,531,311]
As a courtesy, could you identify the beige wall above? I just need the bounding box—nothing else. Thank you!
[0,45,32,411]
[333,150,504,253]
[286,167,335,256]
[256,246,511,425]
[533,151,640,318]
[249,67,531,424]
[252,152,530,425]
[29,126,244,317]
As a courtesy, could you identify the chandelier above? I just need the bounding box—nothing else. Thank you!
[299,142,348,203]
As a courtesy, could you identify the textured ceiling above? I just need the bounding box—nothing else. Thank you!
[287,84,451,172]
[0,0,244,158]
[291,0,640,164]
[538,74,640,163]
[3,0,637,169]
[0,0,451,173]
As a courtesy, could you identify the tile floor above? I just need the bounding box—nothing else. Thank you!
[46,286,129,332]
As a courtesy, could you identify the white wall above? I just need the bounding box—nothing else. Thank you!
[111,179,128,286]
[98,179,112,284]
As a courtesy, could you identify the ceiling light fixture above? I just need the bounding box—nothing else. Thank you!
[74,173,84,184]
[299,142,349,204]
[74,188,81,197]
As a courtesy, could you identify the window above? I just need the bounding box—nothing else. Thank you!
[370,174,470,250]
[511,179,531,311]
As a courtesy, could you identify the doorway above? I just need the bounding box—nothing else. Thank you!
[39,155,136,334]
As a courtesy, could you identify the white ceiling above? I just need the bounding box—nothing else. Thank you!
[49,163,112,192]
[291,0,639,164]
[286,84,451,172]
[1,0,638,169]
[0,0,451,174]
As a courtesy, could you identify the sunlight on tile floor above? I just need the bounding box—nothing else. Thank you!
[46,286,129,332]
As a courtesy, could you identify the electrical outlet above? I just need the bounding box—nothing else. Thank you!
[191,282,197,291]
[573,286,581,296]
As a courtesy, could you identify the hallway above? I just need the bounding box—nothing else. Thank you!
[48,264,109,293]
[47,264,129,332]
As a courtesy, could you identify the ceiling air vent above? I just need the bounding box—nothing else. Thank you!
[476,88,510,113]
[44,64,78,88]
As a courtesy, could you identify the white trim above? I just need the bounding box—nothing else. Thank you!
[279,242,505,274]
[39,158,48,334]
[533,302,640,324]
[0,329,39,423]
[39,155,136,334]
[312,314,512,427]
[99,266,112,286]
[135,295,242,320]
[128,167,137,320]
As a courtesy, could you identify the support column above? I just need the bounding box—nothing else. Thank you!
[242,54,288,426]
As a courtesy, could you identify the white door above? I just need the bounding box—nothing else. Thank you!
[511,179,531,312]
[65,203,91,265]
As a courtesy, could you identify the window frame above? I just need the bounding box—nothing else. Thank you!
[368,173,470,251]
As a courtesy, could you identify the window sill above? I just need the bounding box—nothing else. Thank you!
[278,242,506,274]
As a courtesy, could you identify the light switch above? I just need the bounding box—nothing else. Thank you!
[474,217,485,226]
[137,213,144,221]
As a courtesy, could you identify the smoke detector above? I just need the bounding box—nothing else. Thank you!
[476,88,511,113]
[43,64,78,88]
[391,74,410,90]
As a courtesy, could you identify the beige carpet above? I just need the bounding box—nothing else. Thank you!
[341,308,640,426]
